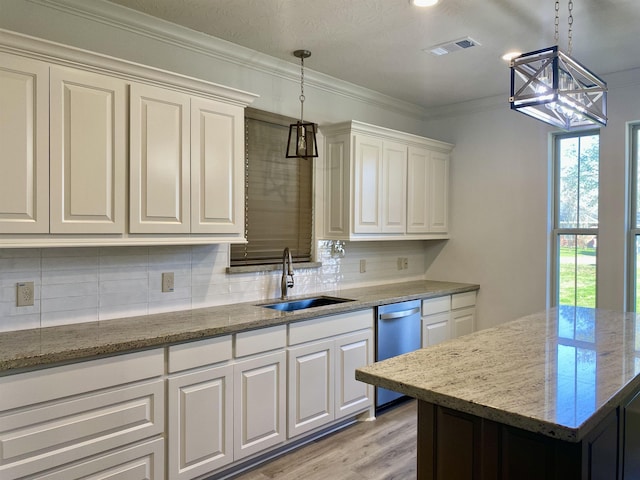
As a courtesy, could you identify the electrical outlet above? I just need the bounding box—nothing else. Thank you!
[16,281,34,307]
[359,259,366,273]
[397,257,404,270]
[402,257,409,270]
[162,272,175,293]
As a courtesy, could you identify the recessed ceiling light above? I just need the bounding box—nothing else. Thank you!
[411,0,439,7]
[502,51,522,62]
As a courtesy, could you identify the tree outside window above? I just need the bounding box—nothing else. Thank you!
[554,132,599,308]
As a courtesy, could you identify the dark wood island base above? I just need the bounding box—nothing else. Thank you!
[417,400,623,480]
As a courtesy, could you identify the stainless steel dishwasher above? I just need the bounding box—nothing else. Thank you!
[375,299,422,409]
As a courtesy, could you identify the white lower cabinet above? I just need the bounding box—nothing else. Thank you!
[167,364,234,479]
[233,350,287,460]
[0,350,165,480]
[334,329,373,419]
[166,328,287,477]
[287,309,374,439]
[0,311,377,480]
[451,291,477,338]
[288,339,335,437]
[422,292,478,347]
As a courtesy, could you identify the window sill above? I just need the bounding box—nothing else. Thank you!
[226,261,322,275]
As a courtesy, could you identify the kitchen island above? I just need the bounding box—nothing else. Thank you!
[356,306,640,480]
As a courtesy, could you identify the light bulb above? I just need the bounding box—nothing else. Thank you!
[297,125,307,155]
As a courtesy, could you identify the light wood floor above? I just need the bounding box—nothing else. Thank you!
[231,400,417,480]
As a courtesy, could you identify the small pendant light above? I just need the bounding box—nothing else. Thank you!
[286,50,318,158]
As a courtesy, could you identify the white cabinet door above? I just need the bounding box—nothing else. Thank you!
[429,151,450,233]
[381,140,407,233]
[0,53,49,234]
[287,339,334,438]
[49,67,126,234]
[130,83,190,233]
[168,364,234,480]
[422,312,451,347]
[324,133,350,238]
[190,98,243,235]
[407,146,430,234]
[452,307,475,338]
[353,134,383,233]
[334,329,373,420]
[233,351,286,460]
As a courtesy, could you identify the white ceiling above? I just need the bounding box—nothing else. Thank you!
[104,0,640,109]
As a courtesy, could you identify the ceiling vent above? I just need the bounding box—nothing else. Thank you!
[425,37,480,56]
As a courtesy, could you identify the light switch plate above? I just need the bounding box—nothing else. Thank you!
[162,272,175,293]
[17,282,34,307]
[360,259,366,273]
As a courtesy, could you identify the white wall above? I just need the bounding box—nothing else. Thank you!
[422,69,640,330]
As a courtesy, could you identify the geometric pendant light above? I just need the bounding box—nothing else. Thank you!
[509,1,607,130]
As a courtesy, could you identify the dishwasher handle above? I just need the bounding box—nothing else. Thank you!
[379,306,420,321]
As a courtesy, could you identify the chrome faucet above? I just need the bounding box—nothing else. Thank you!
[281,247,294,299]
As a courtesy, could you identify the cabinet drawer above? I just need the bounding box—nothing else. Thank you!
[235,324,286,358]
[452,291,476,310]
[169,335,232,373]
[422,296,450,315]
[0,379,164,479]
[0,349,163,412]
[27,438,163,480]
[288,309,373,346]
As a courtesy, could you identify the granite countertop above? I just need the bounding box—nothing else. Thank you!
[0,280,478,374]
[356,305,640,442]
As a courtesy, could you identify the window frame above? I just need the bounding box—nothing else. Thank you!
[627,123,640,311]
[551,129,600,308]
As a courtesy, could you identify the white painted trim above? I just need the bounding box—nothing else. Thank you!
[320,120,454,153]
[26,0,430,120]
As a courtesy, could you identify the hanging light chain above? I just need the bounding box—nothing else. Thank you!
[299,56,305,123]
[554,0,575,54]
[567,0,574,55]
[554,0,560,44]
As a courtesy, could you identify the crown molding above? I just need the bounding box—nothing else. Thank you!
[0,27,258,106]
[27,0,430,121]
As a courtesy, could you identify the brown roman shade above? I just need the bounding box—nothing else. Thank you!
[230,109,313,266]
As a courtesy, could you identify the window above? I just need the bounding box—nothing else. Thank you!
[630,124,640,310]
[552,131,600,307]
[230,109,313,266]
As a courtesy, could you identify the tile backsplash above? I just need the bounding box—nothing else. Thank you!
[0,240,428,332]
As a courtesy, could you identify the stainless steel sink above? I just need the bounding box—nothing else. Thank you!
[259,296,353,312]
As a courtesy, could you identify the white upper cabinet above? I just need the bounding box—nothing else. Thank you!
[130,85,245,237]
[353,135,383,233]
[322,121,453,241]
[0,53,49,234]
[190,98,244,235]
[130,83,191,234]
[382,140,408,233]
[0,32,256,247]
[50,67,126,234]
